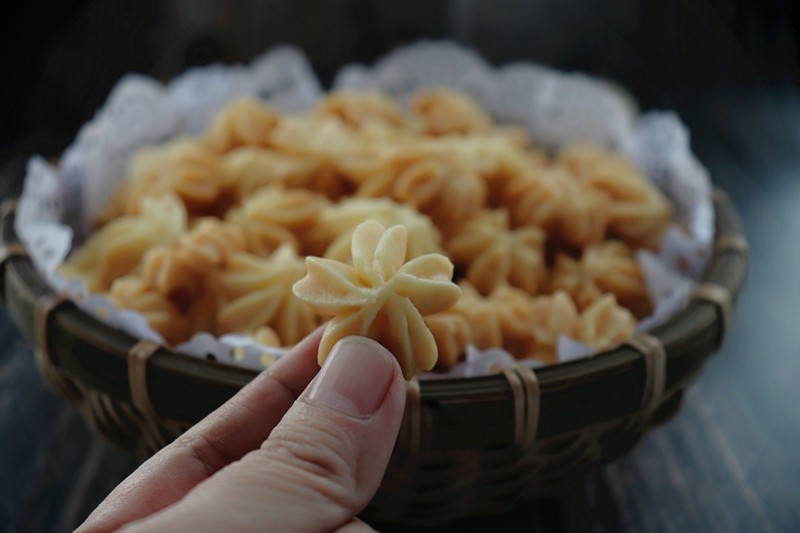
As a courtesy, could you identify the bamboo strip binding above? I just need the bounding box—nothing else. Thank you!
[127,340,189,453]
[692,282,733,348]
[0,242,28,306]
[624,333,666,419]
[714,235,748,256]
[503,366,540,448]
[127,340,162,421]
[33,293,81,404]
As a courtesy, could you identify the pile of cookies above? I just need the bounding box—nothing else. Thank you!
[63,88,671,373]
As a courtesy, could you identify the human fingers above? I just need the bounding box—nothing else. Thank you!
[76,325,325,533]
[121,336,406,532]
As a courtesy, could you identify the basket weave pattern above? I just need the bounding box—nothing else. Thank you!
[0,190,747,525]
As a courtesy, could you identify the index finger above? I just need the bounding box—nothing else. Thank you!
[76,326,325,533]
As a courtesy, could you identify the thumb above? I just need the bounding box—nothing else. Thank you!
[123,336,406,532]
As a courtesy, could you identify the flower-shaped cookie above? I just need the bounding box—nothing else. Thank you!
[548,253,602,310]
[559,143,671,249]
[505,167,611,249]
[270,115,361,162]
[576,294,637,351]
[549,241,652,318]
[140,218,245,299]
[488,284,545,360]
[448,281,530,355]
[120,138,234,218]
[432,134,545,207]
[63,193,187,292]
[449,281,503,350]
[103,218,245,343]
[304,197,443,262]
[315,90,410,131]
[391,147,488,235]
[206,97,280,153]
[270,115,392,196]
[446,210,546,295]
[227,210,298,258]
[226,186,328,257]
[217,245,319,345]
[441,134,543,179]
[334,148,398,195]
[424,312,472,370]
[526,290,580,364]
[552,177,609,249]
[222,147,327,198]
[503,166,568,231]
[412,88,491,135]
[239,186,327,230]
[108,277,190,345]
[293,220,461,379]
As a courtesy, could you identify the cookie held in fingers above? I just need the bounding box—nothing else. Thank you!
[293,220,462,379]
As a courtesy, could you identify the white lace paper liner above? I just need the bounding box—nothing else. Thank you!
[16,41,713,378]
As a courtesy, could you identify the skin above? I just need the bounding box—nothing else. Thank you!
[76,327,407,532]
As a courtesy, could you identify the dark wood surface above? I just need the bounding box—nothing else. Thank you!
[2,2,800,531]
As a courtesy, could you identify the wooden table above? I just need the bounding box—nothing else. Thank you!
[1,85,798,533]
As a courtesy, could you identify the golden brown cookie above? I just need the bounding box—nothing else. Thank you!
[293,220,461,379]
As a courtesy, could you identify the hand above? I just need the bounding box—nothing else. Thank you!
[76,328,407,532]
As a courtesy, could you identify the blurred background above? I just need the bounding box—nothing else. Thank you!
[1,0,798,173]
[1,1,799,531]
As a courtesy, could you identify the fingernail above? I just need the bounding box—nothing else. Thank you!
[308,336,395,418]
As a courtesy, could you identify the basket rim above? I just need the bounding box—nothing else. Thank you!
[0,188,747,439]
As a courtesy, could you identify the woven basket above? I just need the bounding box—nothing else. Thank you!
[0,188,746,526]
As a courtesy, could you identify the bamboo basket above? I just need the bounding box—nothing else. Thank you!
[0,188,746,526]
